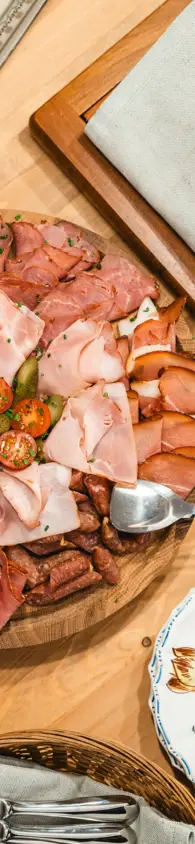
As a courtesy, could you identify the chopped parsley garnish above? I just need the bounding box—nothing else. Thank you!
[68,237,74,246]
[63,334,67,339]
[6,409,13,418]
[37,350,44,361]
[29,448,35,457]
[15,214,21,220]
[44,240,48,244]
[88,457,96,463]
[23,459,29,465]
[35,311,39,316]
[0,249,3,255]
[129,315,136,323]
[7,338,11,343]
[95,261,102,270]
[13,413,20,421]
[17,302,22,308]
[38,407,44,416]
[103,392,108,397]
[143,306,150,312]
[44,524,49,531]
[0,234,8,239]
[114,598,118,604]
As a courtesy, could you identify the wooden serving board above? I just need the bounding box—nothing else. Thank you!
[0,209,194,650]
[30,0,195,309]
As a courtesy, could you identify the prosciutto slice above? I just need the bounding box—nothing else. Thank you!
[44,381,137,485]
[0,219,12,272]
[36,276,115,348]
[0,549,27,631]
[0,463,79,546]
[159,367,195,415]
[6,245,79,282]
[38,319,124,398]
[129,350,195,381]
[0,292,44,385]
[161,411,195,451]
[133,417,162,463]
[94,255,159,319]
[139,453,195,499]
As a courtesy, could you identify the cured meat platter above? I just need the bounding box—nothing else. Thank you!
[0,208,194,651]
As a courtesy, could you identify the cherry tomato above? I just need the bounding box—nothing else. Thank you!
[0,378,13,413]
[0,431,37,470]
[11,399,51,438]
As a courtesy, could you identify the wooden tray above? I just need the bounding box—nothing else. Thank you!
[0,209,194,650]
[30,0,195,309]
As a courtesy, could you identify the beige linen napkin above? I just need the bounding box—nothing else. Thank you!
[85,1,195,253]
[0,755,194,843]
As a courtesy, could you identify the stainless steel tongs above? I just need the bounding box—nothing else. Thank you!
[0,821,137,843]
[0,797,138,824]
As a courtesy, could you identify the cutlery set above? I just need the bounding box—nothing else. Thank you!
[0,797,138,843]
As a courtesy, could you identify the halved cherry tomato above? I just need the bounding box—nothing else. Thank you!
[0,431,37,470]
[0,378,13,413]
[11,398,51,438]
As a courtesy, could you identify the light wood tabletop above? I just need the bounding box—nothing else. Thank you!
[0,0,194,780]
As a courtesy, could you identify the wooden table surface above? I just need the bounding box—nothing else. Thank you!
[0,0,194,779]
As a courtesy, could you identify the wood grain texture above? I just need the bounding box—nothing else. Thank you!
[30,0,195,309]
[2,208,194,650]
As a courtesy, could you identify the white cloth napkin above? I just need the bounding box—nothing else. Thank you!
[0,755,194,843]
[85,1,195,253]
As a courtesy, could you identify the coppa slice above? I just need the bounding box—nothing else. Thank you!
[36,275,115,348]
[159,367,195,415]
[0,291,44,385]
[138,452,195,498]
[133,417,162,463]
[94,255,159,319]
[161,411,195,451]
[128,351,195,381]
[44,381,137,485]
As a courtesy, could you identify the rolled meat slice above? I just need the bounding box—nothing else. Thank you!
[83,475,111,515]
[93,546,120,584]
[26,570,102,605]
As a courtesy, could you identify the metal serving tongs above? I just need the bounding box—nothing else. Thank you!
[0,821,137,843]
[0,797,138,824]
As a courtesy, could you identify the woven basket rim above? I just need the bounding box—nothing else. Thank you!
[0,730,193,816]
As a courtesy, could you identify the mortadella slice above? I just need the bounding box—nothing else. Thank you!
[0,463,79,546]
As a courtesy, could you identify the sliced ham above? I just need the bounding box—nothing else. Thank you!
[0,463,79,546]
[161,411,195,452]
[159,367,195,415]
[127,389,139,424]
[36,276,115,348]
[12,221,44,254]
[57,220,100,275]
[6,245,79,282]
[0,463,42,530]
[117,336,129,369]
[133,417,162,463]
[38,319,124,398]
[94,255,159,320]
[0,272,57,311]
[128,350,195,381]
[0,292,44,385]
[0,219,13,272]
[117,297,158,338]
[131,379,162,418]
[126,298,185,374]
[0,549,26,631]
[138,452,195,498]
[44,381,137,485]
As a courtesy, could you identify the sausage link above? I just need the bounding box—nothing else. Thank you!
[27,570,102,605]
[70,469,85,492]
[5,545,38,588]
[101,519,138,555]
[63,529,101,552]
[93,546,120,585]
[83,475,111,516]
[50,553,90,591]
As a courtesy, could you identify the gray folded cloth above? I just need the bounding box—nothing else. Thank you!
[85,1,195,253]
[0,755,194,843]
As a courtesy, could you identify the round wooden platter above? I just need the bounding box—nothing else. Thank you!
[0,208,194,650]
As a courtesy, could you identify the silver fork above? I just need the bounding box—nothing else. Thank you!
[0,822,137,843]
[0,798,138,824]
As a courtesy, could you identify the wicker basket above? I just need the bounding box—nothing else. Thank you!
[0,731,194,824]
